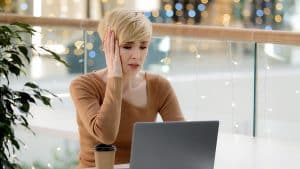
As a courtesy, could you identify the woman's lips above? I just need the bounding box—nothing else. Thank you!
[128,64,140,69]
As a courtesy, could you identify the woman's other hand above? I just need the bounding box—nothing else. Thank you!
[103,29,123,78]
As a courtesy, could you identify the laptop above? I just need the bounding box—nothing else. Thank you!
[121,121,219,169]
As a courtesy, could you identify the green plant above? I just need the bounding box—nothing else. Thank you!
[0,22,68,168]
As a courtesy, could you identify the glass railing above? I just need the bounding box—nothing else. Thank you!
[1,15,300,168]
[256,43,300,141]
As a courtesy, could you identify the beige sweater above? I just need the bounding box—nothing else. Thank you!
[70,72,184,168]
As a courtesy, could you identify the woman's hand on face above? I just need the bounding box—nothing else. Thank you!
[103,29,123,78]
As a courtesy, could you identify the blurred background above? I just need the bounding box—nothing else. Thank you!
[1,0,300,168]
[1,0,299,30]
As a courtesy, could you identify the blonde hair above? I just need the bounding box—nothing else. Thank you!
[97,8,152,44]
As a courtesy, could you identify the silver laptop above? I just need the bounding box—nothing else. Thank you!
[122,121,219,169]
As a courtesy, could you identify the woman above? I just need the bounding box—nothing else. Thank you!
[70,8,184,169]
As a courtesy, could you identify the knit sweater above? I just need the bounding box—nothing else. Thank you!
[70,71,184,168]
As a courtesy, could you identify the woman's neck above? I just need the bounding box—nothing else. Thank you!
[100,68,145,91]
[122,71,144,91]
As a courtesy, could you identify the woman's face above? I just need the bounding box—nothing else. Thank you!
[119,40,149,76]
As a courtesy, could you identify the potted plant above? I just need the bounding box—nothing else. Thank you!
[0,22,68,168]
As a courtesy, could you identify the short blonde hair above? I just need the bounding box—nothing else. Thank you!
[98,8,152,44]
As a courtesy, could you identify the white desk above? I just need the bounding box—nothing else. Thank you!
[114,133,300,169]
[214,133,300,169]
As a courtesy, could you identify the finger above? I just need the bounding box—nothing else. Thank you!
[110,31,115,62]
[106,30,112,58]
[114,40,122,77]
[114,39,120,62]
[105,29,111,51]
[104,30,111,68]
[102,30,108,50]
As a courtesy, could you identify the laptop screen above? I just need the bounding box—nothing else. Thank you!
[129,121,219,169]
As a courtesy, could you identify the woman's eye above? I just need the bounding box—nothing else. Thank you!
[140,46,147,50]
[123,46,132,49]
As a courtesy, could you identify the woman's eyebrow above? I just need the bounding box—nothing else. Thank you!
[123,42,134,44]
[140,41,149,44]
[122,41,149,45]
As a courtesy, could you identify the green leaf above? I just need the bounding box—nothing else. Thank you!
[11,54,24,67]
[22,48,31,63]
[0,68,9,83]
[19,102,29,112]
[20,115,29,127]
[0,122,10,131]
[2,59,21,76]
[24,82,39,89]
[8,64,21,76]
[11,22,36,35]
[1,146,10,161]
[4,100,14,114]
[40,46,69,67]
[11,138,20,150]
[43,88,59,99]
[1,25,13,34]
[33,90,41,98]
[41,96,51,106]
[5,50,19,55]
[17,46,30,62]
[16,91,36,103]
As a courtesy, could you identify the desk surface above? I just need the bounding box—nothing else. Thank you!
[114,133,300,169]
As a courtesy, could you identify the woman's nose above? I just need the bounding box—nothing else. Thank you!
[132,49,140,59]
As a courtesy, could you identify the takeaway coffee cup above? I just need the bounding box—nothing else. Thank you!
[94,144,116,169]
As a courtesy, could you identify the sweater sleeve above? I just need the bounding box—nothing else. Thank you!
[69,76,122,144]
[157,76,185,121]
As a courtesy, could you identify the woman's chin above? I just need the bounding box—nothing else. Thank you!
[123,69,141,77]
